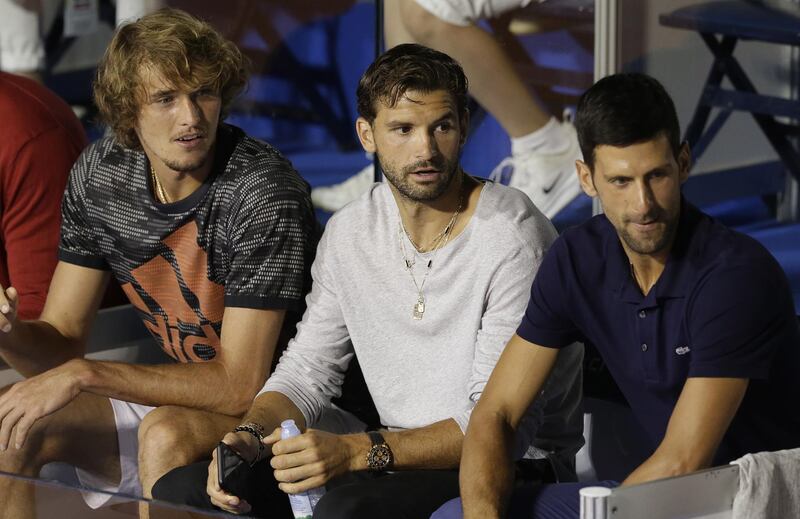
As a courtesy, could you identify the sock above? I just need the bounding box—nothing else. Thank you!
[511,117,569,157]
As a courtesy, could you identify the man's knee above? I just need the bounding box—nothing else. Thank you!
[0,420,49,474]
[0,400,71,475]
[138,406,194,466]
[137,406,200,493]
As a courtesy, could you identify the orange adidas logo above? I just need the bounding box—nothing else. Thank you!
[121,220,224,363]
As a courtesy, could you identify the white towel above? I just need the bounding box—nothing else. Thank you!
[731,448,800,519]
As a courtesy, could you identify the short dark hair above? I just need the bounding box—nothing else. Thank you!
[356,43,469,123]
[575,73,681,169]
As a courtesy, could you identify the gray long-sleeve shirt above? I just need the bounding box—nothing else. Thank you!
[260,180,583,458]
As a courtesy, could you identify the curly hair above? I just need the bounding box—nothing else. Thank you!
[93,8,249,149]
[357,43,469,124]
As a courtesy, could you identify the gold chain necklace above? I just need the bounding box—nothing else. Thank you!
[398,195,463,320]
[404,207,461,254]
[150,165,171,204]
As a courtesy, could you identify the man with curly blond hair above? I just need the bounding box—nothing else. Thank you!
[0,8,318,515]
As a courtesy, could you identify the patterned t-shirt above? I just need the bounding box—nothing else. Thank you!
[59,124,318,363]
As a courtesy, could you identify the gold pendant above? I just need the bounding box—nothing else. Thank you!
[412,296,425,320]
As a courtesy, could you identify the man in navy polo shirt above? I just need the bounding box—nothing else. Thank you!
[433,73,800,519]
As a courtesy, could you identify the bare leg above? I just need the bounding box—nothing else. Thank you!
[138,406,240,498]
[384,0,414,46]
[0,388,120,519]
[397,0,551,137]
[137,406,239,518]
[311,0,573,214]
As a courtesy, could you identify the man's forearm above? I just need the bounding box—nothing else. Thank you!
[374,418,463,470]
[0,320,84,378]
[241,399,462,473]
[71,358,266,416]
[241,391,307,433]
[337,419,464,473]
[622,445,711,486]
[623,378,748,487]
[459,411,516,519]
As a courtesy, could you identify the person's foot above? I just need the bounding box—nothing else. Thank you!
[490,118,583,219]
[311,162,376,212]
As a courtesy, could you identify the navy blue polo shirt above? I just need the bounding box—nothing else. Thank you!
[518,200,800,463]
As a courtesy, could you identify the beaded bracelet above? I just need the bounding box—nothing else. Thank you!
[233,422,266,466]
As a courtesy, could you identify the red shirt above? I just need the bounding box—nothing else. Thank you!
[0,73,87,319]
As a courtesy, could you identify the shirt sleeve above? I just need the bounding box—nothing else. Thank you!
[257,226,353,428]
[58,143,108,270]
[687,262,791,380]
[3,125,84,319]
[516,237,582,348]
[450,222,584,462]
[223,158,316,311]
[450,244,540,435]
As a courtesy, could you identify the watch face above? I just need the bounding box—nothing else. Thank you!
[368,444,392,470]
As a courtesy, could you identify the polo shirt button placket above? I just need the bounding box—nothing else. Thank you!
[635,306,656,379]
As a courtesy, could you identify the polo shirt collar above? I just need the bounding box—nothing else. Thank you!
[654,198,705,299]
[602,218,640,303]
[604,197,705,303]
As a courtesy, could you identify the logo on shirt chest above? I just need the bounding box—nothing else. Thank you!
[121,221,224,363]
[675,345,691,356]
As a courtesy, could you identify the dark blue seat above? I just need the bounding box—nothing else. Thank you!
[660,1,800,186]
[661,1,800,46]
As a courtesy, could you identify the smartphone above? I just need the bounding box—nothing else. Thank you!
[216,442,252,497]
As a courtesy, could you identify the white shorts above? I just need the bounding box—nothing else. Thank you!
[413,0,536,26]
[75,399,155,509]
[64,400,360,508]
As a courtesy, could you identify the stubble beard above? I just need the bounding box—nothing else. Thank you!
[377,153,460,202]
[162,155,210,174]
[619,210,679,255]
[157,126,215,174]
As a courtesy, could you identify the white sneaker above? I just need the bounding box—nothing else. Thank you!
[490,117,583,219]
[311,162,377,212]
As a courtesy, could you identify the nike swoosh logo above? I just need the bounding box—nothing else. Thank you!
[542,175,561,194]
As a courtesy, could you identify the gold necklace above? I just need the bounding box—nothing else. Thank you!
[402,175,467,254]
[150,165,171,204]
[398,195,464,320]
[404,207,461,253]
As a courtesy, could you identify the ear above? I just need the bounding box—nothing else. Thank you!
[677,141,691,184]
[356,117,376,154]
[576,160,597,197]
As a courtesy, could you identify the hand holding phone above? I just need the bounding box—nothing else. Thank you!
[216,442,253,499]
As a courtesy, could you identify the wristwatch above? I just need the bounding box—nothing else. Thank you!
[365,430,393,471]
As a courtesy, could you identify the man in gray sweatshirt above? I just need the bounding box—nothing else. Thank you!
[152,43,583,519]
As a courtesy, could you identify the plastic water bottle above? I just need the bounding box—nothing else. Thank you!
[280,419,326,518]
